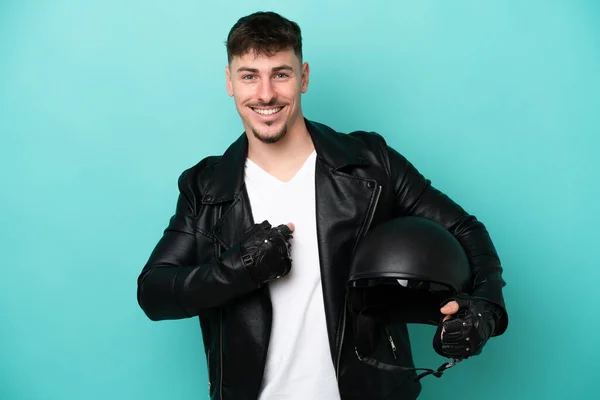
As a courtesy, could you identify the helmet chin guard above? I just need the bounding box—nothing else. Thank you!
[347,216,473,380]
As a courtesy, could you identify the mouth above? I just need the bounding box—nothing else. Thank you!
[251,106,284,118]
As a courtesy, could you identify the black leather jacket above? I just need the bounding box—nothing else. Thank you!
[137,119,508,400]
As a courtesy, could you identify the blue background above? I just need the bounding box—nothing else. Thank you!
[1,1,598,399]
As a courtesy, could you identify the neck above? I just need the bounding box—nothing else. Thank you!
[246,116,315,181]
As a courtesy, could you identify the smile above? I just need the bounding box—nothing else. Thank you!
[251,107,283,116]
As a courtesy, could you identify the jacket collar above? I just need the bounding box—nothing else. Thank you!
[201,118,369,204]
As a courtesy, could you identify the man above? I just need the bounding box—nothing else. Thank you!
[137,11,508,400]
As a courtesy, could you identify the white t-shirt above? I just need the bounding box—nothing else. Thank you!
[244,150,341,400]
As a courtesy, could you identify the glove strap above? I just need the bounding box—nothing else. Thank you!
[241,253,253,267]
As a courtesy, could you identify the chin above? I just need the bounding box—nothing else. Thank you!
[252,124,288,144]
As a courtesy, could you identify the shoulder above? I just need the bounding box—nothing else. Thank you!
[337,125,397,169]
[340,127,409,164]
[309,120,392,166]
[313,120,388,148]
[332,126,410,178]
[346,130,389,152]
[176,155,222,197]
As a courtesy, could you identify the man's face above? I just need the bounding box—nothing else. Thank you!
[226,48,309,144]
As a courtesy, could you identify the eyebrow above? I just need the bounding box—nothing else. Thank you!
[236,65,294,73]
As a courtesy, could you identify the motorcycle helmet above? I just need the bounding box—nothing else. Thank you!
[347,216,473,379]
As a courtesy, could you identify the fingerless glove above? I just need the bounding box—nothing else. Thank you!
[239,220,293,286]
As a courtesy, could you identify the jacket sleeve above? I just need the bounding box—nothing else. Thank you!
[136,170,259,321]
[383,141,509,335]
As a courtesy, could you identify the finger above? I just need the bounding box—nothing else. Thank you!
[244,220,270,236]
[287,222,295,231]
[247,220,271,232]
[441,342,471,358]
[441,314,455,339]
[274,224,293,237]
[442,319,472,343]
[442,329,467,343]
[440,301,459,315]
[444,316,469,332]
[259,220,272,229]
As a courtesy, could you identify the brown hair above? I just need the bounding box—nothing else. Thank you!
[226,11,303,64]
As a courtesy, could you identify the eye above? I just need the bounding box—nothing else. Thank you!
[275,73,289,79]
[241,75,255,80]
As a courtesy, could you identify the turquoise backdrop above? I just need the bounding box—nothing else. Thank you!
[1,1,598,399]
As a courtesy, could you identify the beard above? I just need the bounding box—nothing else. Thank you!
[251,121,288,144]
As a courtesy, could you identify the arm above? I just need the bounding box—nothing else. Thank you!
[383,142,509,335]
[136,171,258,321]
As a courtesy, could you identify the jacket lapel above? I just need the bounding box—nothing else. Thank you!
[200,132,255,249]
[213,189,255,250]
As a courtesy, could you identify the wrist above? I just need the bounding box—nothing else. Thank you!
[220,244,263,289]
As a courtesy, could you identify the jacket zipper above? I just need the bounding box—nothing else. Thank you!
[215,206,223,400]
[207,349,212,391]
[384,326,397,360]
[219,308,223,399]
[336,183,382,379]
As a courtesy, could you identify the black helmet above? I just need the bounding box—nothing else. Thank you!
[347,216,473,379]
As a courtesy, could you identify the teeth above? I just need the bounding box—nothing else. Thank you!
[253,107,282,116]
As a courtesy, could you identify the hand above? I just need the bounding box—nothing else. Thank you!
[239,220,294,286]
[434,294,498,359]
[440,301,460,336]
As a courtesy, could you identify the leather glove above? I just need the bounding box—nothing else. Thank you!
[239,220,293,286]
[433,294,500,359]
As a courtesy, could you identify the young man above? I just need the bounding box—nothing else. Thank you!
[137,11,508,400]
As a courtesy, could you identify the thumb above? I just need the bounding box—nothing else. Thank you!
[440,300,460,315]
[287,222,295,232]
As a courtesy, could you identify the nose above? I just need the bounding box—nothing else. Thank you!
[257,79,276,104]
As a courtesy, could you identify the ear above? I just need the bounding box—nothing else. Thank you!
[226,66,233,97]
[301,62,310,94]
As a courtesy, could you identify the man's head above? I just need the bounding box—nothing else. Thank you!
[225,12,309,144]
